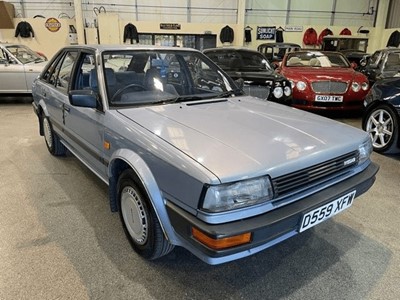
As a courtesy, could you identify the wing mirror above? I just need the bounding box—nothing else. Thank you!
[69,90,102,110]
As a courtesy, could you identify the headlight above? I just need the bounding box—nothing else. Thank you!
[273,87,283,98]
[296,81,307,91]
[202,176,274,212]
[352,82,360,92]
[361,82,369,90]
[284,86,291,96]
[358,138,373,165]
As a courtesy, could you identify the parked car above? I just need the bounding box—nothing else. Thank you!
[32,45,378,265]
[321,35,369,66]
[257,42,301,65]
[0,43,47,94]
[277,50,370,112]
[203,47,292,105]
[362,77,400,154]
[359,48,400,84]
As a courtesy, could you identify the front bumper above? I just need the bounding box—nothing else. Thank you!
[291,98,364,111]
[166,162,379,265]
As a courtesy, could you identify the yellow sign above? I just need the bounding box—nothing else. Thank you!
[45,18,61,32]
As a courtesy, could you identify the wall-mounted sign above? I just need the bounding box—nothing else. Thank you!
[160,23,181,30]
[285,26,303,32]
[45,18,61,32]
[257,26,276,40]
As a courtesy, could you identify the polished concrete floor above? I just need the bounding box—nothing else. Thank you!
[0,98,399,300]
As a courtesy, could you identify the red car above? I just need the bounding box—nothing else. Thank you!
[277,51,369,111]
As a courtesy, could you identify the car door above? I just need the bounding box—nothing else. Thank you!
[62,51,107,180]
[0,47,27,92]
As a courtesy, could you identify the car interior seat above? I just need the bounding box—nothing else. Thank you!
[287,56,302,66]
[104,68,119,98]
[89,69,98,92]
[309,58,321,67]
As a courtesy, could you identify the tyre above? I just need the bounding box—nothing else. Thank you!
[363,104,400,154]
[42,115,66,156]
[117,169,174,260]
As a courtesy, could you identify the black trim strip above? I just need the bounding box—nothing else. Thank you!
[51,117,109,167]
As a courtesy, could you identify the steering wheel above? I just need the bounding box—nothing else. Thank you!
[112,83,146,101]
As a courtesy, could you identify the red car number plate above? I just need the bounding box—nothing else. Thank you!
[315,95,343,102]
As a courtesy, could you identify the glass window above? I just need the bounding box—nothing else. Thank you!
[56,51,78,90]
[101,50,238,106]
[5,45,45,64]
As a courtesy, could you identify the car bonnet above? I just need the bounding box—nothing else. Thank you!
[282,67,358,82]
[117,97,367,182]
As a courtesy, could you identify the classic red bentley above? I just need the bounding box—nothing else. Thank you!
[277,50,370,111]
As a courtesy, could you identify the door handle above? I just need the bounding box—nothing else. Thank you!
[63,106,70,112]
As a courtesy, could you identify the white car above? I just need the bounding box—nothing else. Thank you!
[0,43,47,94]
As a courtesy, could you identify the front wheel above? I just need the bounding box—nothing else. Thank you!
[117,169,174,260]
[42,115,66,156]
[363,104,400,154]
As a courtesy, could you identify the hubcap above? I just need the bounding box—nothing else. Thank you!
[366,109,394,149]
[43,118,53,149]
[121,186,148,245]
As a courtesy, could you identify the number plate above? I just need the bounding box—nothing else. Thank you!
[299,190,356,233]
[315,95,343,102]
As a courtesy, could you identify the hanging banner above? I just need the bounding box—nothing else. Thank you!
[257,26,276,40]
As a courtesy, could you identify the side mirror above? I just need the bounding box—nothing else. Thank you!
[69,90,101,109]
[350,62,358,69]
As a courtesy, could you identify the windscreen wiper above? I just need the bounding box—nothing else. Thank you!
[172,95,206,103]
[214,88,244,98]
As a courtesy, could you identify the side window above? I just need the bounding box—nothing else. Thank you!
[72,52,96,90]
[56,51,78,90]
[188,56,227,92]
[41,50,78,89]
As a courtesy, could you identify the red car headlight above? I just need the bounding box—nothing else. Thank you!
[296,81,307,91]
[352,82,361,92]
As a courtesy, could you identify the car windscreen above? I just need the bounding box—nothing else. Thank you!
[101,50,242,107]
[285,52,350,68]
[6,45,45,64]
[205,50,272,72]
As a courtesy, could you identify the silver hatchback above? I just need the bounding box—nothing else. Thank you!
[32,45,378,265]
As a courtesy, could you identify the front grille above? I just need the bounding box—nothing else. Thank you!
[272,151,359,198]
[243,85,271,99]
[312,81,347,94]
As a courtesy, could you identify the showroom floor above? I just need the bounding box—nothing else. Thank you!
[0,99,399,300]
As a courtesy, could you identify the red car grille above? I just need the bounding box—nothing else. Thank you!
[311,81,347,94]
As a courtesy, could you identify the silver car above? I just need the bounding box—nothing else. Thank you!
[0,43,47,94]
[32,45,378,265]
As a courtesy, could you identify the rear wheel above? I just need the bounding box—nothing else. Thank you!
[117,169,174,260]
[42,115,66,156]
[363,104,400,154]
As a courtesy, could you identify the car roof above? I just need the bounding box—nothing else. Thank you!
[58,44,200,53]
[257,42,301,48]
[203,47,261,54]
